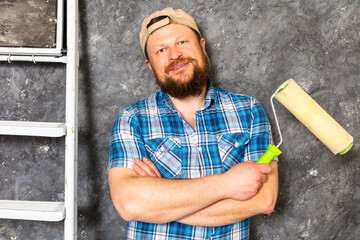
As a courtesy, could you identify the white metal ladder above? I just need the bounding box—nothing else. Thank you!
[0,1,79,239]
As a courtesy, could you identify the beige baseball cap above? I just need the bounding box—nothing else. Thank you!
[139,7,201,58]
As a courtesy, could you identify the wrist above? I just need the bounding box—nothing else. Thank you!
[210,173,229,200]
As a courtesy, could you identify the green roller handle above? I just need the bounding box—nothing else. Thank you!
[256,145,282,164]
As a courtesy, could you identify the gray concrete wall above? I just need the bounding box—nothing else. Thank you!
[0,0,359,239]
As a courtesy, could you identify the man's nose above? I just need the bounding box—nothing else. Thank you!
[169,47,182,60]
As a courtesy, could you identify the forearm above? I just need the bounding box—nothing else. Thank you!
[177,161,278,227]
[108,167,225,224]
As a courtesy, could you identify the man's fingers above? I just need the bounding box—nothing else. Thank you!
[133,159,148,177]
[133,158,161,177]
[135,159,157,176]
[143,158,162,177]
[260,173,268,184]
[257,163,272,174]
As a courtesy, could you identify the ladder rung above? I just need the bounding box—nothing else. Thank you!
[0,200,65,222]
[0,121,66,137]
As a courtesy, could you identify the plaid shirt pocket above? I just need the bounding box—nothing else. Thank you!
[145,137,182,179]
[217,132,250,172]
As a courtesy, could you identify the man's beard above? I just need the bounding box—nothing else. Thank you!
[152,50,210,99]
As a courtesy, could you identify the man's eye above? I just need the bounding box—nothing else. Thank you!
[158,48,166,53]
[179,41,186,45]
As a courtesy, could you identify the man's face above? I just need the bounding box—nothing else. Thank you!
[145,24,210,99]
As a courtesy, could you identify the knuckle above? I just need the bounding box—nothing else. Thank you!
[136,160,144,166]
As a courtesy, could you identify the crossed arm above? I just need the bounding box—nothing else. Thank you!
[108,158,278,227]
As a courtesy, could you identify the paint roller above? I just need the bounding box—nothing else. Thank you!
[256,78,354,164]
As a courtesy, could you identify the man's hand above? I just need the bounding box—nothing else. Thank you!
[177,161,278,227]
[133,158,271,201]
[133,158,162,178]
[222,161,271,201]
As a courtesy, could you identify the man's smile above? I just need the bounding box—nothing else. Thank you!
[170,62,189,71]
[165,57,197,74]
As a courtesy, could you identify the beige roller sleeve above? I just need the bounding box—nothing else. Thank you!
[275,79,353,155]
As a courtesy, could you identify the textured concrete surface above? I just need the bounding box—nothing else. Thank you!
[0,0,359,239]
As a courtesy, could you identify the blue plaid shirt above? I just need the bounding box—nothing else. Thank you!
[109,84,274,240]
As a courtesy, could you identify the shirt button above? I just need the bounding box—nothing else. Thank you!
[198,147,202,151]
[234,142,240,147]
[160,146,165,152]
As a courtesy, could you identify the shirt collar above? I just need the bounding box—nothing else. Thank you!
[158,90,175,110]
[203,82,217,109]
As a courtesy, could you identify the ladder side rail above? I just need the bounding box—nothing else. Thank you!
[64,0,79,239]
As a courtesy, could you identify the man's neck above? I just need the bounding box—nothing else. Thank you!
[169,86,207,112]
[168,86,207,129]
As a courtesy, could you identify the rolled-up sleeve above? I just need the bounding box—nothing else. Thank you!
[243,98,275,162]
[108,110,149,171]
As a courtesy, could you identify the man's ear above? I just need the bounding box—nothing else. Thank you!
[200,38,206,54]
[145,59,153,71]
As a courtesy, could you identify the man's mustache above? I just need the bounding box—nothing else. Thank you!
[164,57,197,74]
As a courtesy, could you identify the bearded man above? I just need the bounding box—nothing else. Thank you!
[108,7,278,240]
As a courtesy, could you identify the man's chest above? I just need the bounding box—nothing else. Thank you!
[141,109,251,179]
